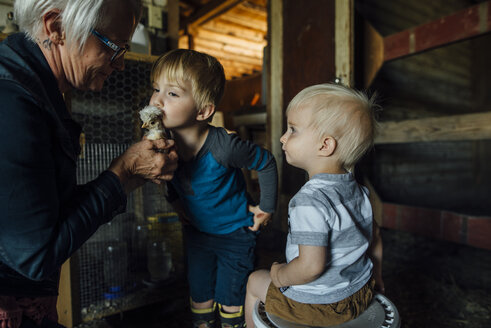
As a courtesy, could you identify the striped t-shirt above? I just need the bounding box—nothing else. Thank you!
[282,173,373,304]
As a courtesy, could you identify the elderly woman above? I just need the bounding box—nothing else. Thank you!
[0,0,177,327]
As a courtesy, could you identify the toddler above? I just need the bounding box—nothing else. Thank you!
[245,83,383,327]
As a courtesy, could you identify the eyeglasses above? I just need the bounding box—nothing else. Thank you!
[91,29,129,63]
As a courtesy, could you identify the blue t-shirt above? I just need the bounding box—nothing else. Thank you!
[168,126,277,234]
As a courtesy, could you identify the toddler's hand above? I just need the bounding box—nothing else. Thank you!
[270,262,286,287]
[248,205,271,231]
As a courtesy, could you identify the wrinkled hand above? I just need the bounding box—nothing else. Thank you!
[109,138,178,193]
[270,262,286,287]
[248,204,272,231]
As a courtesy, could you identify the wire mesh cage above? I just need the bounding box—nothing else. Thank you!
[71,59,184,323]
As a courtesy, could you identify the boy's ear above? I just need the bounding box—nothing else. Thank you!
[42,9,65,45]
[319,136,337,157]
[196,104,215,121]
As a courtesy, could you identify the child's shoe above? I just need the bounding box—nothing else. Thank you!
[218,304,246,328]
[191,302,217,328]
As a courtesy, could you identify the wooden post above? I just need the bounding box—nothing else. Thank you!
[268,0,284,231]
[57,257,81,328]
[167,0,180,50]
[335,0,354,87]
[268,0,336,232]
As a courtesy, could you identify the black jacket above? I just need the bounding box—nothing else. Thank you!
[0,33,126,296]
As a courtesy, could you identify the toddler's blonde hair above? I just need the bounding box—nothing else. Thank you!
[287,83,379,171]
[151,49,225,113]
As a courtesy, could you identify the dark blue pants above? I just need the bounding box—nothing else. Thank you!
[184,225,257,306]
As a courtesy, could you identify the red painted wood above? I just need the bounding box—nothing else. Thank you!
[441,212,464,244]
[384,30,411,62]
[383,1,491,61]
[380,202,491,251]
[382,203,398,229]
[399,205,442,239]
[467,216,491,250]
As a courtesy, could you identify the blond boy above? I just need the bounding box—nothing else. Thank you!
[149,49,278,328]
[245,83,383,327]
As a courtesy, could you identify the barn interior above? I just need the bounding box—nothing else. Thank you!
[0,0,490,327]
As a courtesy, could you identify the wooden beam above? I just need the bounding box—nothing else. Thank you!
[124,51,159,63]
[219,12,267,32]
[364,1,491,87]
[375,111,491,144]
[186,0,244,30]
[203,19,266,42]
[269,0,285,231]
[384,1,491,61]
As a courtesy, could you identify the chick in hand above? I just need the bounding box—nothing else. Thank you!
[139,105,165,140]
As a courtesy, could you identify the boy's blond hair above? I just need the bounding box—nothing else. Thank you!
[151,49,226,112]
[287,83,379,171]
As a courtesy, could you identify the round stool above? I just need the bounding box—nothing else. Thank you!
[252,293,400,328]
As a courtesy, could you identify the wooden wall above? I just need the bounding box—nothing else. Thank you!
[356,0,491,216]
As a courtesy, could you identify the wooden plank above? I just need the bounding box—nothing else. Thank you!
[335,0,354,86]
[193,31,264,57]
[235,2,267,16]
[57,257,81,328]
[384,1,491,61]
[185,0,244,29]
[192,40,263,63]
[233,112,267,126]
[194,27,266,51]
[203,19,266,42]
[124,51,159,63]
[219,11,267,31]
[375,112,491,144]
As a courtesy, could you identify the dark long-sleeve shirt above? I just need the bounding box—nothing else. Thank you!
[168,126,278,234]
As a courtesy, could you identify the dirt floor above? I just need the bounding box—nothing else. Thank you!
[75,228,491,328]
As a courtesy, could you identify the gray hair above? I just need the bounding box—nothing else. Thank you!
[14,0,142,51]
[287,83,380,171]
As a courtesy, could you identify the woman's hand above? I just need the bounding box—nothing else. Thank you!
[109,138,178,193]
